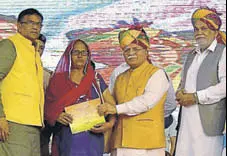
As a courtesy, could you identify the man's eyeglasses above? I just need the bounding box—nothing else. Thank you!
[123,47,145,54]
[71,50,89,56]
[20,21,43,28]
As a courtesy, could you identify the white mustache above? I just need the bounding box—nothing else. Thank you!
[127,56,137,59]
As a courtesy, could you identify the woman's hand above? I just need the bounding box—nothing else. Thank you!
[90,122,114,133]
[56,112,73,126]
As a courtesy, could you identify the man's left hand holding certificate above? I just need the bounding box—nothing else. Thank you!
[65,98,106,134]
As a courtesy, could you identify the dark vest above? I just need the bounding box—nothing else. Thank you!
[181,43,226,136]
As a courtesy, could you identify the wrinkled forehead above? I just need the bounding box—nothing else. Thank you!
[193,20,209,28]
[193,20,217,33]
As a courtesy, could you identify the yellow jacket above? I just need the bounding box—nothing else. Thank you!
[112,61,166,149]
[1,33,44,126]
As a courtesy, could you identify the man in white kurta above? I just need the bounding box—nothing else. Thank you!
[175,8,226,156]
[176,40,226,156]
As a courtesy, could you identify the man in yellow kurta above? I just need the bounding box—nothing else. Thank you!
[0,8,44,156]
[98,27,169,156]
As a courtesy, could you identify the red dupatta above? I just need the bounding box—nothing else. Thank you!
[44,40,95,126]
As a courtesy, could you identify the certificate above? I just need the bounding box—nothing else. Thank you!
[65,98,105,134]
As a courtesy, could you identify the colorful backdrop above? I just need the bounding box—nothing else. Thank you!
[0,0,226,89]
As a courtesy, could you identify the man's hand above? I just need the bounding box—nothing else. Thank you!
[176,90,197,107]
[0,117,9,142]
[90,122,114,133]
[176,89,184,100]
[56,112,73,126]
[97,103,117,116]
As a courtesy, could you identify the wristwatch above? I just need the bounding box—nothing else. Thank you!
[193,92,199,104]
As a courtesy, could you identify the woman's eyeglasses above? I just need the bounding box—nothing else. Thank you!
[71,50,89,56]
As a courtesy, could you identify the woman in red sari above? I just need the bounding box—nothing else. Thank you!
[44,39,115,156]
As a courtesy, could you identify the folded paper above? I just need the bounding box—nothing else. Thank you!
[65,98,105,134]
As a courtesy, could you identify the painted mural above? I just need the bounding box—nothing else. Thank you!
[0,0,226,89]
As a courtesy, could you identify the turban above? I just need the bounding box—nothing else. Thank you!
[192,7,226,45]
[118,26,150,49]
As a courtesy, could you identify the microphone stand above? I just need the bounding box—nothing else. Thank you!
[95,74,105,104]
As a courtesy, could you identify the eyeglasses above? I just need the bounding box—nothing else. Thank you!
[71,50,89,56]
[123,47,145,54]
[20,21,43,28]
